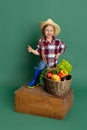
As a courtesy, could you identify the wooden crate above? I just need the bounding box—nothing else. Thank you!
[14,85,74,120]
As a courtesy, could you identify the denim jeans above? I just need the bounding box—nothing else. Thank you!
[37,60,47,70]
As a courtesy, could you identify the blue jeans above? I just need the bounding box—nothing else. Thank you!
[37,60,47,70]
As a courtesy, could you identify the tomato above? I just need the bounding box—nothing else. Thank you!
[57,72,63,78]
[47,72,53,78]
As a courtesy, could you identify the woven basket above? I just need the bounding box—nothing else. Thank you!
[43,75,72,96]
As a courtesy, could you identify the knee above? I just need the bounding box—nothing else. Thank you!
[37,60,47,70]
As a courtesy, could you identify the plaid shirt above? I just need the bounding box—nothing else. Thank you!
[37,36,66,68]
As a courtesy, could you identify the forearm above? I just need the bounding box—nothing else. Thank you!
[55,53,61,59]
[31,49,40,55]
[57,53,61,57]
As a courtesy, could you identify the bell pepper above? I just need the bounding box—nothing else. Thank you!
[60,70,68,77]
[51,74,60,82]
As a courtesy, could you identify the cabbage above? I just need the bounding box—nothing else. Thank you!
[57,59,72,73]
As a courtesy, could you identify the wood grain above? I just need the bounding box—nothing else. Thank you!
[14,85,74,120]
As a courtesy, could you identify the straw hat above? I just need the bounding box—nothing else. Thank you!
[40,19,61,36]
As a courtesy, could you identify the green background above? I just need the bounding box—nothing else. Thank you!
[0,0,87,129]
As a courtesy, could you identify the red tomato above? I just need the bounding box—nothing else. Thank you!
[47,72,53,78]
[57,72,63,78]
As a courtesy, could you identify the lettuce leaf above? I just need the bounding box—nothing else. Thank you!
[57,59,72,73]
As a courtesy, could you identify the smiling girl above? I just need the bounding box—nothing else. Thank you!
[27,19,66,88]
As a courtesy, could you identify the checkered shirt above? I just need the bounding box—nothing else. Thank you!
[37,37,66,68]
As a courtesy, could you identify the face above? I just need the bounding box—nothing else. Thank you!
[44,25,55,38]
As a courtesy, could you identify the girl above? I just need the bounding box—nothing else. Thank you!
[27,19,66,88]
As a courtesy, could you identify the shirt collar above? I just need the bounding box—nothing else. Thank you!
[43,36,56,43]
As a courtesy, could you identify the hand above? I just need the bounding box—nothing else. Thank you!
[28,45,39,55]
[28,45,33,53]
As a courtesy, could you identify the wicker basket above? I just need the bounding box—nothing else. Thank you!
[43,75,72,96]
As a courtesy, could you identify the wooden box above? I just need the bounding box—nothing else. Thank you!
[14,85,73,120]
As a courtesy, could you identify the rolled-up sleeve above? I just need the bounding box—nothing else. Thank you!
[59,41,66,54]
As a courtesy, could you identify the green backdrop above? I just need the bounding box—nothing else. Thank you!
[0,0,87,88]
[0,0,87,130]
